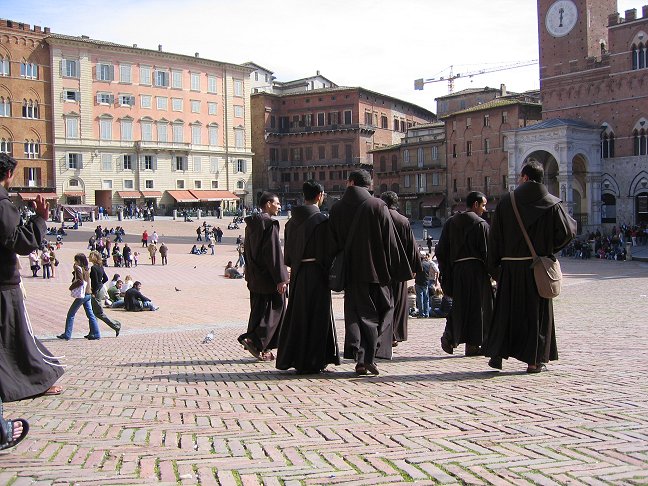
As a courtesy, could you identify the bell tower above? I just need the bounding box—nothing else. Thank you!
[537,0,617,83]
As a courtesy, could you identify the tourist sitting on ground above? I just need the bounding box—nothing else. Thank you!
[430,287,453,318]
[224,261,244,279]
[199,244,207,254]
[124,281,159,311]
[190,244,201,255]
[108,280,125,308]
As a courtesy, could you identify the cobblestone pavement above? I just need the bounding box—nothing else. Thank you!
[1,217,647,485]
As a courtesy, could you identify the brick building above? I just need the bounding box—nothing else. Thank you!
[505,0,648,231]
[46,34,253,214]
[443,92,542,216]
[0,19,55,204]
[371,122,447,219]
[251,86,435,208]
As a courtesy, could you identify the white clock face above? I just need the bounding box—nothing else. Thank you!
[545,0,578,37]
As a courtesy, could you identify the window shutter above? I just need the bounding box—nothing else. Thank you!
[78,154,84,169]
[75,91,81,102]
[60,91,65,102]
[60,59,65,76]
[109,65,114,81]
[96,93,101,104]
[152,157,157,171]
[109,94,115,104]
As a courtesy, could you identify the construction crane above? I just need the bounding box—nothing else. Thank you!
[414,60,538,94]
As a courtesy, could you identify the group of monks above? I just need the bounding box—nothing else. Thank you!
[237,162,577,376]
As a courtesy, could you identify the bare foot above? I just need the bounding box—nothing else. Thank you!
[12,421,23,441]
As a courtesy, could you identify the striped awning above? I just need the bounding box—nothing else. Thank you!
[117,191,142,198]
[167,190,198,202]
[189,190,239,202]
[18,192,58,200]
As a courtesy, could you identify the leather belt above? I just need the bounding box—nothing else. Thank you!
[501,257,533,261]
[454,257,481,263]
[301,258,316,262]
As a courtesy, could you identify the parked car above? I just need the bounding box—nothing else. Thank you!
[422,216,442,228]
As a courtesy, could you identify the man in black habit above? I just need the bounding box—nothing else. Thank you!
[380,191,421,347]
[329,170,412,375]
[276,180,340,374]
[485,161,576,373]
[238,192,289,362]
[0,154,64,417]
[436,191,493,356]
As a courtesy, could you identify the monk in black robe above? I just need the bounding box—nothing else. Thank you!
[276,181,340,374]
[238,192,289,362]
[485,162,576,373]
[0,154,64,402]
[329,170,412,375]
[436,191,493,356]
[380,191,421,347]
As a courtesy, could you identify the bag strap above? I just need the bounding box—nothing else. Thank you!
[510,191,538,259]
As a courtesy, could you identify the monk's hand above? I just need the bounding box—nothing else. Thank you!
[276,282,287,294]
[34,195,49,220]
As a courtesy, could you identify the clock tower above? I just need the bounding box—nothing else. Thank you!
[537,0,617,83]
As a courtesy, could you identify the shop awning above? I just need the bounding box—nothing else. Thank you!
[64,191,85,197]
[421,195,445,208]
[140,191,162,198]
[167,190,198,202]
[189,190,239,202]
[18,192,58,200]
[117,191,142,198]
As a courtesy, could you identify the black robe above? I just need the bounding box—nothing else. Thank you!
[240,212,289,352]
[485,182,576,365]
[388,209,421,344]
[436,211,493,348]
[276,205,340,373]
[328,186,412,364]
[0,186,64,402]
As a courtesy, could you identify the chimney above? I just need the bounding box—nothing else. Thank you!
[33,25,41,32]
[133,43,137,48]
[608,12,620,25]
[625,8,637,21]
[195,52,199,57]
[643,5,648,18]
[44,27,50,34]
[316,70,320,75]
[158,44,163,51]
[81,35,89,39]
[500,83,507,97]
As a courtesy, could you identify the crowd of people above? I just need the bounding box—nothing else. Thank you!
[238,164,577,378]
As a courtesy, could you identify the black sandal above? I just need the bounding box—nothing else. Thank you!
[0,417,29,451]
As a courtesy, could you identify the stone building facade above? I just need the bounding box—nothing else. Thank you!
[443,93,543,216]
[372,122,447,219]
[0,19,55,203]
[251,86,435,208]
[506,0,648,231]
[46,34,254,214]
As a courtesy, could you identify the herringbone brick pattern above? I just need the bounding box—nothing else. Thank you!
[1,218,647,485]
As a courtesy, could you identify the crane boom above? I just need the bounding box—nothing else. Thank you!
[414,60,538,93]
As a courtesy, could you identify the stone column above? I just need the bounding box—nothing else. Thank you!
[588,173,602,230]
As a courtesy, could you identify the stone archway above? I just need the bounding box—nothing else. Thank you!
[525,150,559,196]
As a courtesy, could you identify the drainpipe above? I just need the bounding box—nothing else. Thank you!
[223,66,230,211]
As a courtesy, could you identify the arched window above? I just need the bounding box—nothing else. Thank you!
[601,128,615,159]
[237,180,245,190]
[391,155,398,172]
[0,56,9,76]
[20,61,37,79]
[636,129,648,156]
[631,40,648,70]
[380,183,388,194]
[632,44,639,70]
[21,99,38,119]
[0,138,11,154]
[0,97,10,117]
[379,156,386,172]
[391,183,400,193]
[24,140,39,159]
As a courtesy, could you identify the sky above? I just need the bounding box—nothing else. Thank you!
[1,0,641,114]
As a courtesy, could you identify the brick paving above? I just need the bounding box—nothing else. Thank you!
[1,216,647,485]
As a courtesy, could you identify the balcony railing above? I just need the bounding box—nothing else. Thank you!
[266,123,375,135]
[267,157,366,169]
